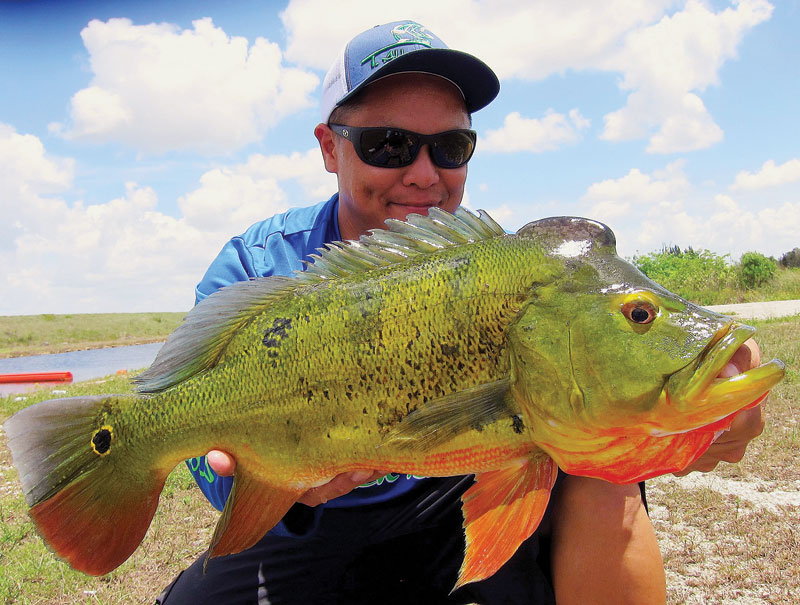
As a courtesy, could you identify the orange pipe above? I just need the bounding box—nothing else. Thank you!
[0,371,73,384]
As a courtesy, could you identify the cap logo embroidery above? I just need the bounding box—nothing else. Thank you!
[361,22,434,69]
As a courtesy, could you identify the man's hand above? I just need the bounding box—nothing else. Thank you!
[675,338,766,476]
[206,450,383,506]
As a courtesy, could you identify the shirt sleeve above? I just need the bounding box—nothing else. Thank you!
[195,236,260,304]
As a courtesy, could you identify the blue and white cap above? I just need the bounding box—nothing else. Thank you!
[321,20,499,123]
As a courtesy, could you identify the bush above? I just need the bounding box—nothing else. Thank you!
[739,251,778,289]
[633,247,735,304]
[779,247,800,268]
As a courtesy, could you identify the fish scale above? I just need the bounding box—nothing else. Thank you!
[169,237,543,472]
[3,208,785,589]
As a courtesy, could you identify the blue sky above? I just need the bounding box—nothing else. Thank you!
[1,0,798,315]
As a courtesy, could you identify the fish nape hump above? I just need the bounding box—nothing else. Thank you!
[517,217,616,256]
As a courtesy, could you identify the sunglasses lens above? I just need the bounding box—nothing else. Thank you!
[431,132,476,168]
[359,129,420,168]
[349,127,476,168]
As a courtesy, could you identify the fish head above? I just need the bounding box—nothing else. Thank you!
[510,217,785,479]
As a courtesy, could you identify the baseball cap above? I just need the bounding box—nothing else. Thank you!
[320,20,499,123]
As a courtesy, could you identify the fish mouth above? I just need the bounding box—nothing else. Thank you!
[657,323,785,434]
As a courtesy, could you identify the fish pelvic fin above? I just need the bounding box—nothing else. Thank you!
[3,395,166,575]
[205,469,303,566]
[456,451,557,590]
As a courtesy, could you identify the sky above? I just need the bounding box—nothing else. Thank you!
[1,0,798,315]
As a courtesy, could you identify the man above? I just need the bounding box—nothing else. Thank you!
[157,21,764,604]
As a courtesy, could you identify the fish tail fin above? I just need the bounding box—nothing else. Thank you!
[455,451,557,590]
[3,395,166,575]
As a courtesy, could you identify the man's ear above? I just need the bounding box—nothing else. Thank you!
[315,123,338,173]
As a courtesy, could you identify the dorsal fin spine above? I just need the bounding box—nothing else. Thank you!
[135,207,505,393]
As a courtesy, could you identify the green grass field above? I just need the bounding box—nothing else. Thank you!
[0,315,797,603]
[0,312,185,358]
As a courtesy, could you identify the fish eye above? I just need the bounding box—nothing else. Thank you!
[621,300,658,325]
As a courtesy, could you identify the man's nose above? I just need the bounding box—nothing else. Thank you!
[401,145,440,188]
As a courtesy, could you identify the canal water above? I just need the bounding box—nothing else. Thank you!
[0,342,163,396]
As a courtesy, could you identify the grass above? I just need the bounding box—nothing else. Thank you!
[0,315,797,603]
[0,313,186,359]
[0,374,215,604]
[703,267,800,306]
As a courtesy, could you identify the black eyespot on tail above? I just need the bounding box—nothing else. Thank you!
[91,426,113,456]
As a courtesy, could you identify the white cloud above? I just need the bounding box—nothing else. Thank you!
[0,123,75,251]
[282,0,772,153]
[2,180,212,315]
[0,130,336,315]
[603,91,725,154]
[281,0,675,76]
[581,160,690,221]
[579,161,799,259]
[597,0,772,153]
[0,123,73,196]
[731,158,800,190]
[481,109,589,153]
[60,17,319,154]
[179,148,336,233]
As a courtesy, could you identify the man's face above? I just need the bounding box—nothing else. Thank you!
[316,73,471,241]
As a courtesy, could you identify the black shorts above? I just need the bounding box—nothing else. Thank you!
[156,475,562,605]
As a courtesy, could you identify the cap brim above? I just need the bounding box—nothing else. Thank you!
[337,47,499,115]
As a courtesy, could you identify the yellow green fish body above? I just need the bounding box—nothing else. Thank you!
[3,209,785,588]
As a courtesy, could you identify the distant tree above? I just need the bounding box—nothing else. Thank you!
[659,244,697,257]
[779,247,800,268]
[739,251,778,289]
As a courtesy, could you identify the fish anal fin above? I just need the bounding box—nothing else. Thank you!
[206,470,302,564]
[29,469,165,576]
[457,452,557,589]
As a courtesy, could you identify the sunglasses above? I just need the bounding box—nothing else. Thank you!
[329,124,477,169]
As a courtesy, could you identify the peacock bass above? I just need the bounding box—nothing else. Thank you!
[3,208,785,589]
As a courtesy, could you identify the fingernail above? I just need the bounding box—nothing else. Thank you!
[719,362,739,378]
[350,470,374,483]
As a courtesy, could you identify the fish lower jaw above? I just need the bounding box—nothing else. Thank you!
[656,359,785,434]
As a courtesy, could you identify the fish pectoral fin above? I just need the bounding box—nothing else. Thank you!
[457,451,557,590]
[382,378,515,450]
[205,469,302,566]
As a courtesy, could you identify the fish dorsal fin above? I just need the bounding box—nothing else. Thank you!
[134,276,297,393]
[298,207,505,281]
[134,208,504,393]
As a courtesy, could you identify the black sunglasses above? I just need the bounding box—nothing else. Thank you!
[329,124,477,169]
